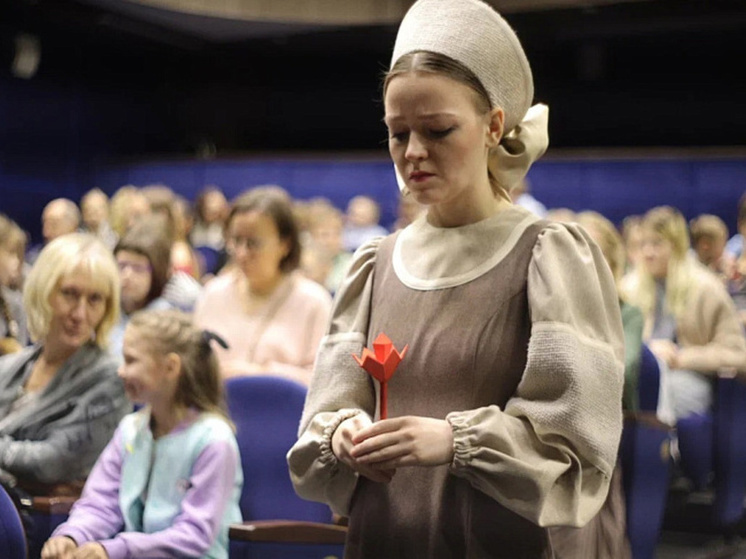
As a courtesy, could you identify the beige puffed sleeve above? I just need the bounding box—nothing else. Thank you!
[446,222,625,528]
[286,238,380,515]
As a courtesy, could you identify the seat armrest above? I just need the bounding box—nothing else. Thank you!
[31,496,77,516]
[229,520,347,544]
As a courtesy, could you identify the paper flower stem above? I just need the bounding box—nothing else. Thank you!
[380,381,388,420]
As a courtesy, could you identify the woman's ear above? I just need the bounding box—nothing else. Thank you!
[485,107,505,149]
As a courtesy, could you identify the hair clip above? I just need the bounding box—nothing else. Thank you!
[201,330,229,350]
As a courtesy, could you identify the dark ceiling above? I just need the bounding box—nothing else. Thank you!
[1,0,745,157]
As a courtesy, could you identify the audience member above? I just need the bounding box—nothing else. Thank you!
[194,188,332,385]
[0,214,29,355]
[42,309,242,559]
[511,177,548,217]
[725,191,746,260]
[142,184,203,280]
[342,195,389,252]
[0,233,130,489]
[26,198,81,265]
[191,185,229,250]
[621,214,644,273]
[690,213,733,279]
[80,188,118,250]
[545,207,576,223]
[108,217,177,360]
[621,206,746,423]
[109,185,152,239]
[391,192,426,231]
[307,202,354,295]
[288,1,625,556]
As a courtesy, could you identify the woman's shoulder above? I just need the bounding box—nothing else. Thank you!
[200,270,238,298]
[291,274,334,305]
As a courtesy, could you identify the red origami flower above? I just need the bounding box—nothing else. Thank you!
[353,333,408,419]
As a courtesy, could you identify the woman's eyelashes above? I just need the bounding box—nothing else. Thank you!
[387,126,456,143]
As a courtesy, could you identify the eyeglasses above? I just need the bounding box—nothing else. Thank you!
[227,236,270,253]
[117,261,152,274]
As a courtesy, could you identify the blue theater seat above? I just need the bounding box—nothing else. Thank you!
[676,373,746,528]
[0,483,27,559]
[224,375,346,559]
[620,343,674,559]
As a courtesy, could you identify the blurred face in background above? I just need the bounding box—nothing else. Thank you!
[641,230,673,280]
[227,210,290,294]
[203,190,228,225]
[42,201,78,244]
[82,192,109,232]
[310,215,344,255]
[0,241,20,287]
[116,250,153,314]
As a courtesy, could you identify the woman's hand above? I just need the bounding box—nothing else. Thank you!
[41,536,77,559]
[332,414,395,483]
[72,543,108,559]
[648,339,680,369]
[350,416,455,469]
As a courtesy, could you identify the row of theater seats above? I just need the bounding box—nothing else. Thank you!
[3,353,746,559]
[623,344,746,559]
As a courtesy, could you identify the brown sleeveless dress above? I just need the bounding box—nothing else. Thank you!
[344,223,553,559]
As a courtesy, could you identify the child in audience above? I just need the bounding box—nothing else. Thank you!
[41,309,242,559]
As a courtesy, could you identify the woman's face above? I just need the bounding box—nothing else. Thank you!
[116,250,153,313]
[47,266,108,351]
[227,210,290,291]
[384,72,495,219]
[0,243,20,287]
[641,230,673,279]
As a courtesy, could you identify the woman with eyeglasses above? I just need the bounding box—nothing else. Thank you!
[108,216,180,360]
[0,232,130,490]
[193,187,333,385]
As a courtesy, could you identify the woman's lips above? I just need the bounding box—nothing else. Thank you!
[410,171,434,182]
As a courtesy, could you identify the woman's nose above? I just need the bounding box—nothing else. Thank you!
[405,134,427,161]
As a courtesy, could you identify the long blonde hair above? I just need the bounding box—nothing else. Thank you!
[127,309,231,424]
[624,206,696,324]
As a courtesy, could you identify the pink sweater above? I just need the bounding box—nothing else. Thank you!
[194,271,332,385]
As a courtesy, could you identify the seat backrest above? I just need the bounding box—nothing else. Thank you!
[224,375,333,524]
[195,245,220,276]
[0,484,28,559]
[638,343,661,412]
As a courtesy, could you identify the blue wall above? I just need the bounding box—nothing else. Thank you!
[87,155,746,237]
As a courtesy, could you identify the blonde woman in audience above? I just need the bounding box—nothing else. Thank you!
[621,206,746,423]
[0,233,130,488]
[0,214,29,355]
[109,185,151,239]
[194,188,332,385]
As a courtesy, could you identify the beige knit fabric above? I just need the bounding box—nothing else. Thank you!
[391,0,532,132]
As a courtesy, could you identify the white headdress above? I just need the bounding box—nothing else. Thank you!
[390,0,549,194]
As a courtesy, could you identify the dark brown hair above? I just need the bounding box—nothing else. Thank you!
[226,187,301,273]
[114,215,172,307]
